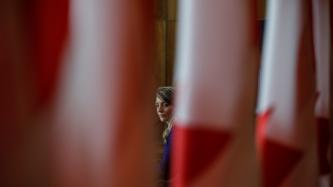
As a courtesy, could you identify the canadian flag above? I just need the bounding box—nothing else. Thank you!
[171,0,260,186]
[0,0,156,186]
[256,0,318,187]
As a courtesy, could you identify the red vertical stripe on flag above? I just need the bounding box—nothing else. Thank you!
[312,0,331,177]
[28,0,69,107]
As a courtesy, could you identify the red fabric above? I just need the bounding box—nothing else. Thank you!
[316,117,331,174]
[171,125,232,187]
[27,0,69,108]
[257,111,304,187]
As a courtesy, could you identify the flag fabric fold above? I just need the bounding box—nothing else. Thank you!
[312,0,331,178]
[0,0,156,186]
[172,0,260,186]
[257,0,318,186]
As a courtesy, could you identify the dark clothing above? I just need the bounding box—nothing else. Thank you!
[160,130,173,185]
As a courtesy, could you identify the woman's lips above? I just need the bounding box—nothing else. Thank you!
[159,114,167,118]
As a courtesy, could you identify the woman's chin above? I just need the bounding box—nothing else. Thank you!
[159,117,167,123]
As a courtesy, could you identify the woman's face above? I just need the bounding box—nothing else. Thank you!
[155,96,173,123]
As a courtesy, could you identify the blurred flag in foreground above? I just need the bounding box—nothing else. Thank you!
[171,0,260,186]
[256,0,318,186]
[0,0,156,186]
[313,0,331,185]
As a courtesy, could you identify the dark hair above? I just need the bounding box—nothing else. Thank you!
[156,87,174,105]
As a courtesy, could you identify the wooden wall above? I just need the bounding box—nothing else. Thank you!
[155,0,177,86]
[155,0,266,86]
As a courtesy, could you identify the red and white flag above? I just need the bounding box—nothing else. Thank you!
[171,0,260,186]
[0,0,157,186]
[256,0,318,187]
[51,0,157,186]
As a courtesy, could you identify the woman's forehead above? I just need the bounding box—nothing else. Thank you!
[155,96,165,103]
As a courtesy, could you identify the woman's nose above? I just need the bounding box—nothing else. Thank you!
[157,105,164,112]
